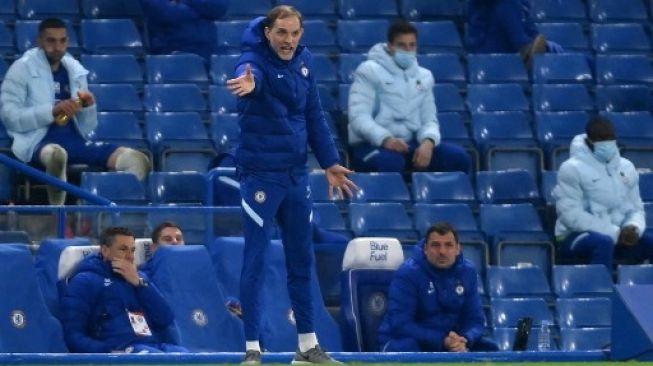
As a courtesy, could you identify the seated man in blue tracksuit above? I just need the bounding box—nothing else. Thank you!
[378,222,498,352]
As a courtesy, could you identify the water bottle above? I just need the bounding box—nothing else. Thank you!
[537,320,552,351]
[54,99,82,126]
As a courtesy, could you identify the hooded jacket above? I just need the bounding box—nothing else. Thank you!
[553,134,645,243]
[140,0,229,61]
[233,16,339,174]
[465,0,539,53]
[0,48,97,162]
[377,242,485,351]
[60,253,175,353]
[347,43,440,147]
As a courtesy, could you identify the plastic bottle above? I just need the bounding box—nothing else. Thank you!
[537,320,552,351]
[54,99,82,125]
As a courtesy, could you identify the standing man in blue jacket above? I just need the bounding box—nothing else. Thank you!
[60,227,188,353]
[140,0,229,62]
[348,20,472,174]
[226,5,356,364]
[378,222,498,352]
[553,116,653,268]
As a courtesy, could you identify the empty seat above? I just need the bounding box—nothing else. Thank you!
[532,53,593,84]
[302,19,337,52]
[143,84,207,113]
[88,112,148,152]
[80,19,144,55]
[414,21,464,53]
[438,113,476,160]
[466,84,529,112]
[557,297,611,328]
[309,171,346,206]
[490,297,553,328]
[276,0,336,18]
[552,265,613,298]
[81,54,143,86]
[559,328,611,351]
[0,21,14,55]
[81,0,144,19]
[476,169,540,204]
[596,54,653,85]
[349,202,417,242]
[618,264,653,285]
[15,20,80,54]
[537,22,589,52]
[592,23,651,54]
[350,172,410,204]
[601,111,653,170]
[80,172,146,205]
[400,0,463,20]
[467,54,528,85]
[145,54,208,87]
[210,113,240,154]
[486,266,552,299]
[413,203,478,235]
[223,0,272,18]
[148,171,208,205]
[531,0,587,22]
[411,171,475,204]
[589,0,648,23]
[433,83,466,113]
[540,170,558,206]
[0,0,16,22]
[338,0,398,18]
[337,20,389,53]
[209,85,237,114]
[0,230,30,244]
[0,58,7,82]
[311,53,338,84]
[596,84,651,112]
[532,84,593,112]
[479,203,546,245]
[17,0,79,21]
[419,53,466,87]
[89,84,142,115]
[215,21,249,53]
[313,202,348,235]
[210,54,239,85]
[535,111,588,170]
[338,53,366,84]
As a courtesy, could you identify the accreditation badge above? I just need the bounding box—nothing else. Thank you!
[127,310,152,336]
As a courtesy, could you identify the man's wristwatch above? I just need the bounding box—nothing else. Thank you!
[137,277,148,288]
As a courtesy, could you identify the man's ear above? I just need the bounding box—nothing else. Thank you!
[263,27,271,42]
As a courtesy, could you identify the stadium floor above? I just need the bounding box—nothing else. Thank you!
[0,351,610,365]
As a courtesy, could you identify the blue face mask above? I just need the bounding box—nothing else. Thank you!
[393,50,416,69]
[593,140,618,163]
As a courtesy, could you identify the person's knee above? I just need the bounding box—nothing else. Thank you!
[39,144,68,166]
[114,148,151,180]
[380,337,421,352]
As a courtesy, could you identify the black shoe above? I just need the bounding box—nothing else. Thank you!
[292,345,341,364]
[242,349,262,364]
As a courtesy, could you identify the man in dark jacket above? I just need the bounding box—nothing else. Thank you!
[378,222,498,352]
[226,5,356,364]
[60,227,187,353]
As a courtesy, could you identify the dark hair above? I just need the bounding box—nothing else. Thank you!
[38,18,67,35]
[585,115,616,141]
[100,227,135,247]
[387,19,417,44]
[425,222,459,244]
[265,5,303,29]
[151,221,182,243]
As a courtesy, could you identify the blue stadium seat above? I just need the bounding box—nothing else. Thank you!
[601,111,653,170]
[552,265,613,298]
[596,54,653,85]
[210,54,239,85]
[317,84,337,112]
[438,111,472,143]
[311,53,338,84]
[0,58,7,82]
[15,20,80,55]
[81,54,143,86]
[148,171,208,205]
[493,327,555,351]
[559,328,611,351]
[490,298,554,328]
[557,298,611,328]
[592,23,651,54]
[350,172,410,204]
[537,22,589,52]
[532,53,593,84]
[80,172,146,205]
[467,54,528,85]
[535,111,588,170]
[215,20,249,54]
[0,0,16,22]
[471,111,543,175]
[0,230,30,244]
[596,84,651,112]
[349,203,418,242]
[486,266,552,299]
[88,112,149,153]
[411,171,475,204]
[207,167,240,206]
[302,19,337,52]
[479,203,545,245]
[414,21,464,53]
[143,84,207,113]
[0,244,67,352]
[145,54,208,88]
[210,113,240,154]
[80,19,144,55]
[476,169,541,204]
[81,0,144,19]
[309,171,346,206]
[433,83,466,113]
[17,0,79,21]
[419,53,466,87]
[209,85,237,114]
[466,84,529,112]
[276,0,336,18]
[400,0,463,20]
[589,0,648,23]
[313,202,349,236]
[146,245,245,351]
[618,264,653,285]
[338,0,398,18]
[531,0,587,22]
[0,21,14,55]
[89,84,142,115]
[532,84,594,112]
[337,20,389,53]
[145,112,214,172]
[540,170,558,206]
[223,0,272,19]
[208,237,343,351]
[338,53,366,84]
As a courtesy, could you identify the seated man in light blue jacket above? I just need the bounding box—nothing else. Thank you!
[553,116,653,269]
[348,20,471,174]
[0,18,151,205]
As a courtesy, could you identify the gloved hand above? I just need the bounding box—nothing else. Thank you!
[546,40,564,53]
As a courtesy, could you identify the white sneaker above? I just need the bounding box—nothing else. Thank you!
[44,146,67,205]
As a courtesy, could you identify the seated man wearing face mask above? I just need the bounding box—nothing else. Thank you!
[347,20,471,174]
[553,116,653,269]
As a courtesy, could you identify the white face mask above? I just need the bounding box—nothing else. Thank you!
[592,140,618,163]
[393,50,416,69]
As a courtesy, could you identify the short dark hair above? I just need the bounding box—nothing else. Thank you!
[100,227,135,247]
[425,222,459,244]
[151,221,182,243]
[585,115,616,141]
[38,18,67,36]
[265,5,303,29]
[387,19,417,44]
